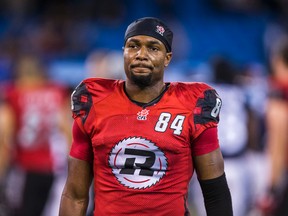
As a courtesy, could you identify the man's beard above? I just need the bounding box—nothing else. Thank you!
[131,73,153,89]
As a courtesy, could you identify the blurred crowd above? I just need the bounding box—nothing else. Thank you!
[0,0,288,216]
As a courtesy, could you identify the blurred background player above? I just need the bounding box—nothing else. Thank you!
[84,49,125,80]
[189,56,267,216]
[0,53,71,216]
[0,93,14,216]
[258,36,288,216]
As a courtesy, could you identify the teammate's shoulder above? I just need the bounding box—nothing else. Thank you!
[269,79,288,101]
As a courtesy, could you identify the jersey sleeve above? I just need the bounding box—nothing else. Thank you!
[71,81,93,124]
[177,83,222,155]
[193,88,221,125]
[191,84,222,141]
[70,80,94,162]
[70,120,93,163]
[192,127,220,156]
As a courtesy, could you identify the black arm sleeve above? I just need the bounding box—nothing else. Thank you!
[199,173,233,216]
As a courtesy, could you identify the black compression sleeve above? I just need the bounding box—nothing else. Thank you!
[199,173,233,216]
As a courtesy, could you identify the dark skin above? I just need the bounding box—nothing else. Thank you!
[123,35,172,102]
[59,35,225,216]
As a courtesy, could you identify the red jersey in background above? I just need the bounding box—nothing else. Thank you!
[5,83,68,173]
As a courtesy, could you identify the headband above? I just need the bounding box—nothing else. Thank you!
[124,17,173,52]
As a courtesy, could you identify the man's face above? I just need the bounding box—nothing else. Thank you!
[123,35,172,88]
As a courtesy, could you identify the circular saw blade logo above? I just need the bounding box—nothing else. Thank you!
[137,109,149,120]
[109,137,168,189]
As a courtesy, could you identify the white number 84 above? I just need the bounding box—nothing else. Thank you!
[155,113,185,135]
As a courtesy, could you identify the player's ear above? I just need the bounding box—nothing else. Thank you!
[164,52,172,67]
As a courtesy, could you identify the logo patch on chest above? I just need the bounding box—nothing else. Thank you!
[109,137,167,189]
[137,109,149,120]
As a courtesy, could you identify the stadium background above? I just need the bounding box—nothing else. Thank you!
[0,0,287,215]
[0,0,286,85]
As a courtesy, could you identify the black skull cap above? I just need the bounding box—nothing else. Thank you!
[124,17,173,52]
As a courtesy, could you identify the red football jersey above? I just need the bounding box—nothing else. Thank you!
[70,78,221,216]
[269,78,288,101]
[5,82,68,173]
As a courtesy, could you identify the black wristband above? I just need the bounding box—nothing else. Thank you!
[199,173,233,216]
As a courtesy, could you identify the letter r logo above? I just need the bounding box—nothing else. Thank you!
[119,149,156,176]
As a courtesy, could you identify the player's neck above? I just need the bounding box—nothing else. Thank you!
[125,81,167,104]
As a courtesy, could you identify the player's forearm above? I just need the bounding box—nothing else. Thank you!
[0,104,14,179]
[199,173,233,216]
[267,101,288,188]
[268,132,286,187]
[59,193,89,216]
[0,151,9,180]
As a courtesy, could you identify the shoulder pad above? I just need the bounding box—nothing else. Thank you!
[172,82,214,107]
[71,81,92,123]
[71,78,120,123]
[194,88,222,124]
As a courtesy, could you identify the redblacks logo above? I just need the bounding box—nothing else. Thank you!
[156,25,165,36]
[109,137,168,189]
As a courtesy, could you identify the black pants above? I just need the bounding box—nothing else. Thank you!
[15,172,54,216]
[273,182,288,216]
